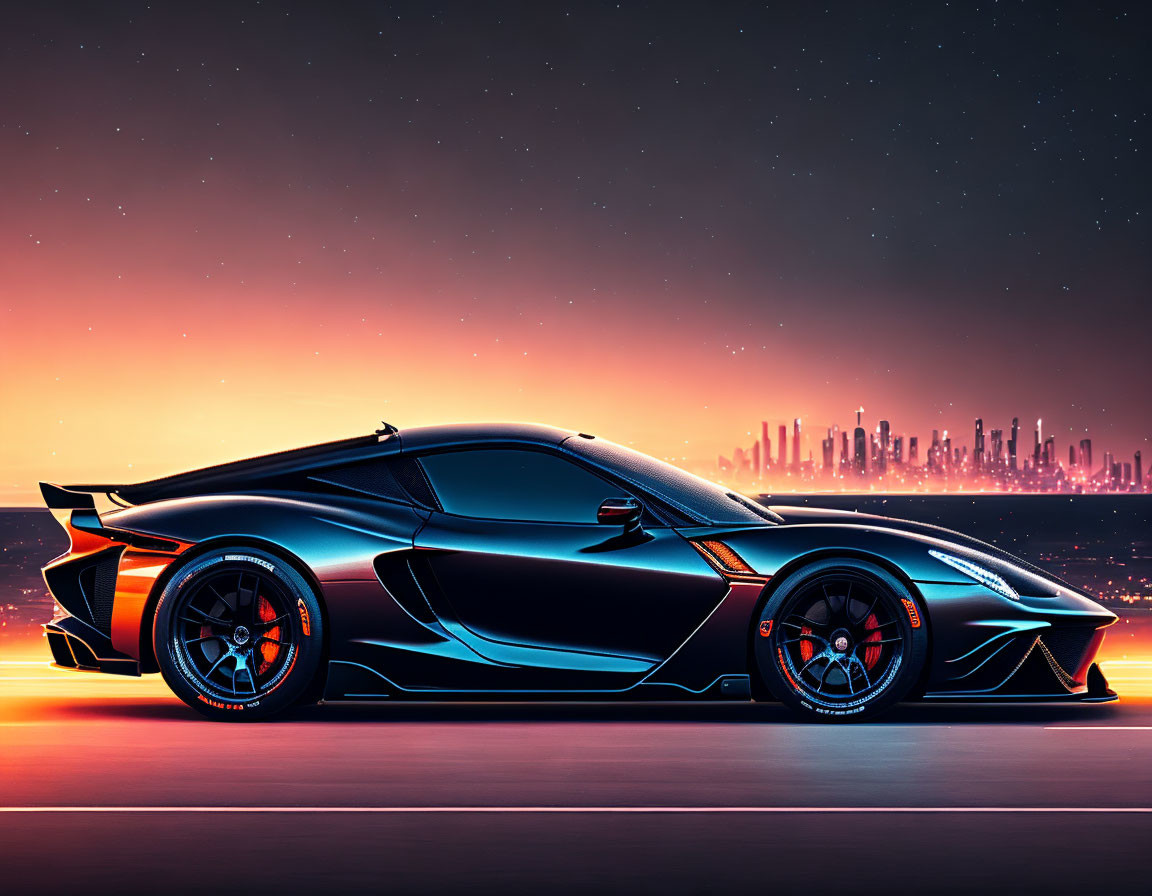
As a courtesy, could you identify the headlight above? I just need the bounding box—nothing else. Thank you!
[928,549,1019,601]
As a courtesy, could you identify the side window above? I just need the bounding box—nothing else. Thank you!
[310,456,439,508]
[418,449,629,523]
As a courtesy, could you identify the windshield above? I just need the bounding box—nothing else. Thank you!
[563,436,781,526]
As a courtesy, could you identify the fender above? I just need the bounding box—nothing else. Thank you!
[103,491,425,660]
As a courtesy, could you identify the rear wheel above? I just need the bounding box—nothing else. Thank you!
[754,558,927,722]
[153,547,323,721]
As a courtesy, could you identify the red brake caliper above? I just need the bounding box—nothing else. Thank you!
[800,626,813,662]
[257,595,282,674]
[862,613,882,670]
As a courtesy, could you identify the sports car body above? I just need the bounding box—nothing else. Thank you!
[39,423,1117,720]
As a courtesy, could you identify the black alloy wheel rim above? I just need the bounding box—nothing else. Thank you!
[776,572,907,708]
[172,565,297,700]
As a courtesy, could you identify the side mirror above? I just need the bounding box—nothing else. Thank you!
[597,497,642,528]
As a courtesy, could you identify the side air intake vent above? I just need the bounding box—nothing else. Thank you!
[89,551,120,634]
[44,545,124,635]
[373,552,437,625]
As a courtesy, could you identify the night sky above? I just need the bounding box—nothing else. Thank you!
[1,1,1148,502]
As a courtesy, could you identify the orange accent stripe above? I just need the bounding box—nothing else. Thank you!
[110,540,194,657]
[699,540,755,573]
[692,539,759,576]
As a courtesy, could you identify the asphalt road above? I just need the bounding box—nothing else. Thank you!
[2,663,1151,895]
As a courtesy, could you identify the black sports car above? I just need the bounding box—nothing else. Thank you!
[39,422,1117,721]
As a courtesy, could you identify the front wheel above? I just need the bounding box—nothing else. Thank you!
[153,547,323,721]
[754,559,927,722]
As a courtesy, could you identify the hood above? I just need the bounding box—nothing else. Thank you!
[767,504,1083,595]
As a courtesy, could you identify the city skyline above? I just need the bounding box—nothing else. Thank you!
[719,408,1147,493]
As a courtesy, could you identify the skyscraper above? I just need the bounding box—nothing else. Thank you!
[761,421,771,474]
[879,420,890,474]
[792,418,801,470]
[1079,438,1093,472]
[1136,451,1143,489]
[909,436,918,465]
[974,418,984,471]
[1009,417,1019,471]
[778,424,787,468]
[751,440,761,476]
[853,409,866,475]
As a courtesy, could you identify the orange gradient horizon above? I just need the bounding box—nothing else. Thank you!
[3,255,1149,507]
[4,210,1149,506]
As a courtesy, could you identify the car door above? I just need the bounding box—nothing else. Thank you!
[409,446,727,690]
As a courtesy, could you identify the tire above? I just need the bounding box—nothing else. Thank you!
[753,558,927,722]
[153,547,323,721]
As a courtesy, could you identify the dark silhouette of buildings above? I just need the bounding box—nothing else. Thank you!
[853,408,866,475]
[716,409,1147,493]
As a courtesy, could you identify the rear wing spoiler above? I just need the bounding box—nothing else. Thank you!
[39,482,117,510]
[39,482,181,551]
[38,432,391,506]
[40,482,110,535]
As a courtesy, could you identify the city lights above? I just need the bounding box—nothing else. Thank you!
[717,410,1146,494]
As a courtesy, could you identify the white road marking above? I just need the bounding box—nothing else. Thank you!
[0,806,1151,814]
